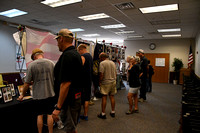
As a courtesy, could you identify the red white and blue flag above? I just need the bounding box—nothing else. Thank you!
[25,27,61,66]
[188,45,193,68]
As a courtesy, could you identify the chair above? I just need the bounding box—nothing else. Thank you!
[0,74,8,87]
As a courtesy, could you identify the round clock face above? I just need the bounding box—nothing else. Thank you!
[149,43,156,50]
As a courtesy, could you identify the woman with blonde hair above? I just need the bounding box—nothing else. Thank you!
[126,56,141,114]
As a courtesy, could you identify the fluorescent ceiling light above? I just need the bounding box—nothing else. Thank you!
[78,13,110,21]
[0,9,27,18]
[158,28,181,32]
[162,34,181,37]
[82,34,100,37]
[101,24,126,29]
[115,31,135,34]
[139,4,178,14]
[69,28,84,32]
[127,35,143,38]
[41,0,82,7]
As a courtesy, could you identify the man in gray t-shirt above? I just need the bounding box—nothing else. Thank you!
[98,52,117,119]
[18,48,55,133]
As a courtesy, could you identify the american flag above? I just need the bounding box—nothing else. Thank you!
[25,27,61,66]
[188,45,193,68]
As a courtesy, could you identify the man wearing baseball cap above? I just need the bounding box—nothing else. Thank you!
[18,48,55,133]
[52,28,83,133]
[137,49,148,102]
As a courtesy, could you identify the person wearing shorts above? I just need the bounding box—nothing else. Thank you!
[126,56,141,115]
[18,48,55,133]
[52,28,83,133]
[98,52,117,119]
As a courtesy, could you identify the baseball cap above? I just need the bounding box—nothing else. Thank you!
[137,49,144,54]
[31,48,44,60]
[54,29,73,39]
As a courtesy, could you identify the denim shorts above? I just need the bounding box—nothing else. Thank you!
[60,98,81,132]
[129,87,139,94]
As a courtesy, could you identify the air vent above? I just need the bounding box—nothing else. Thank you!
[150,19,180,25]
[27,19,61,26]
[115,2,135,10]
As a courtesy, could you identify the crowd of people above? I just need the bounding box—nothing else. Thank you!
[18,28,154,133]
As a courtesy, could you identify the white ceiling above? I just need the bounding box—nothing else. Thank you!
[0,0,200,43]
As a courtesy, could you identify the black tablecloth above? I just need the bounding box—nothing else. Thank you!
[0,97,37,133]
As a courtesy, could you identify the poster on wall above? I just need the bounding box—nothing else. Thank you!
[155,58,165,67]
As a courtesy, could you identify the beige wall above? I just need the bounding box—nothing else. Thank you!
[124,39,194,71]
[195,32,200,77]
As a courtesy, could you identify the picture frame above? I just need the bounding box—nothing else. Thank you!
[8,84,16,96]
[0,88,2,99]
[1,86,13,103]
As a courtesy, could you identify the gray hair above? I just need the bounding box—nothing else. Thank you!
[134,56,140,63]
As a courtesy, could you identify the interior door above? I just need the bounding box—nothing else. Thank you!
[137,53,170,83]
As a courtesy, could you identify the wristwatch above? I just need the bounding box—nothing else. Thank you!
[54,104,61,111]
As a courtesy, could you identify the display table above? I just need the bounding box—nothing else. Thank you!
[0,97,37,133]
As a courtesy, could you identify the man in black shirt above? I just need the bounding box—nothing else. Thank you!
[137,49,148,102]
[77,44,93,121]
[52,28,83,133]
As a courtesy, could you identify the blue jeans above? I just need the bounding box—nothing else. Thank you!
[146,78,152,92]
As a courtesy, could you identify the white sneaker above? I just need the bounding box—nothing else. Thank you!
[93,97,98,101]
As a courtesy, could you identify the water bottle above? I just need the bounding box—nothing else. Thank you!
[57,116,64,129]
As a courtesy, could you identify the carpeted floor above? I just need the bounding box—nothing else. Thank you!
[54,82,182,133]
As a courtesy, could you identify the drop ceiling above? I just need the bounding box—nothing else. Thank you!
[0,0,200,43]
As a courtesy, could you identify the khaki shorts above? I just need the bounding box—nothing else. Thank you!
[100,81,117,95]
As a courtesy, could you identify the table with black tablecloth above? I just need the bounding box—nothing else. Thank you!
[0,97,37,133]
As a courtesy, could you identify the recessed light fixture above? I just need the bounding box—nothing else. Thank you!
[69,28,84,32]
[41,0,82,7]
[139,4,178,14]
[0,9,27,18]
[127,35,143,38]
[115,31,135,34]
[82,34,100,37]
[101,24,126,29]
[78,13,110,21]
[162,34,181,37]
[158,28,181,32]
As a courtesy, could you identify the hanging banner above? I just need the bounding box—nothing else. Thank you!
[16,45,26,70]
[25,27,61,66]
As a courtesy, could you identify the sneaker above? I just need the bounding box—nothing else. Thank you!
[89,101,95,105]
[97,113,106,119]
[138,98,144,102]
[110,112,115,118]
[126,110,133,115]
[80,115,88,121]
[93,97,98,101]
[133,109,139,113]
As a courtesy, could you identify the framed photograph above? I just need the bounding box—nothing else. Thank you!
[0,88,2,98]
[1,86,13,103]
[8,84,16,96]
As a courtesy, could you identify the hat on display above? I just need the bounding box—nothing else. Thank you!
[31,48,44,60]
[137,49,144,54]
[54,29,73,39]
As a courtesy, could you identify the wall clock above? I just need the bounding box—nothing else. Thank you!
[149,43,156,50]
